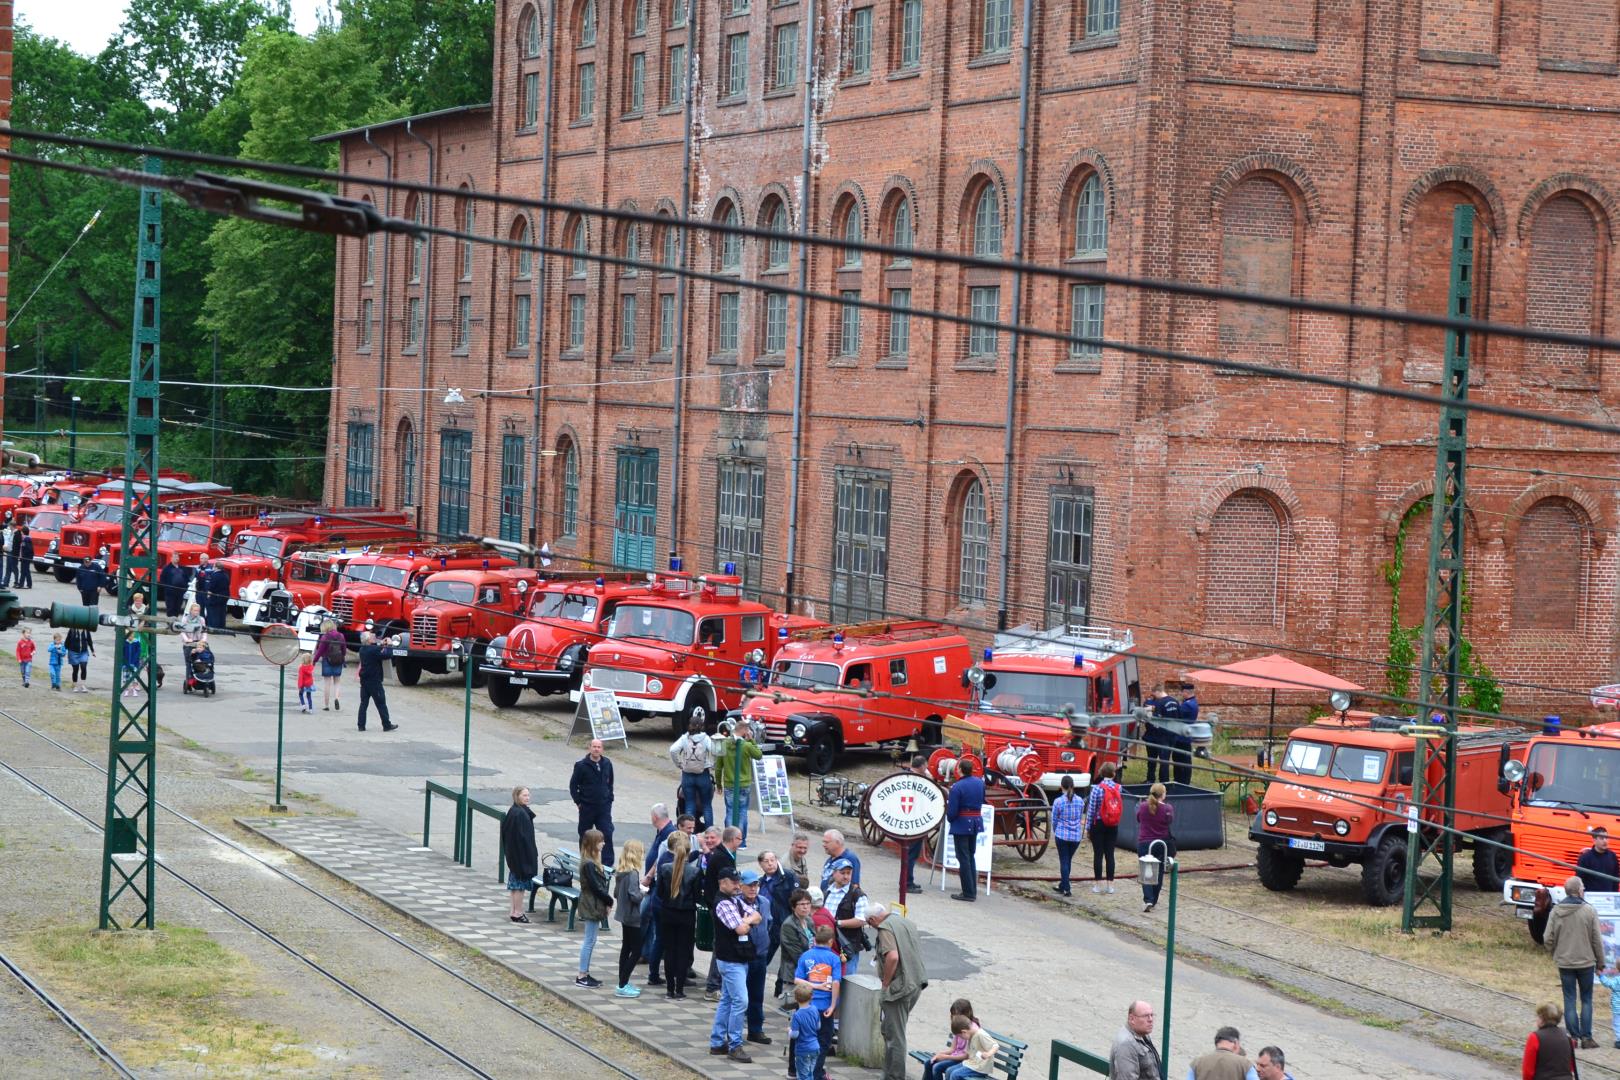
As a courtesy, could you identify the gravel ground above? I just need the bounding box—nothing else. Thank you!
[0,959,121,1079]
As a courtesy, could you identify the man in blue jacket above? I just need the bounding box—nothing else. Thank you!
[946,758,986,902]
[570,738,616,864]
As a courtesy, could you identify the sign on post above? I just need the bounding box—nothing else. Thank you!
[938,804,995,894]
[576,689,629,747]
[755,754,795,818]
[863,772,947,839]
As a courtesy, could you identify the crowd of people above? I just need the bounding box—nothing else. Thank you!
[1109,1009,1294,1080]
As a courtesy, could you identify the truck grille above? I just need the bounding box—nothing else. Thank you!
[64,529,90,549]
[590,667,647,694]
[331,595,354,625]
[1268,811,1340,836]
[763,717,789,742]
[412,612,439,648]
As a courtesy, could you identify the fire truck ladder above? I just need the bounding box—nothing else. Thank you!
[1402,203,1475,934]
[992,623,1135,663]
[98,159,163,931]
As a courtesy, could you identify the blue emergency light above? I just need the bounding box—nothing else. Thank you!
[670,555,683,572]
[983,647,994,662]
[723,561,736,575]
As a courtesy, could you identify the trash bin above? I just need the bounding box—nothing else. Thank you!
[837,972,883,1067]
[1115,782,1225,850]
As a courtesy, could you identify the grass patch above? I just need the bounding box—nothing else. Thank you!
[21,923,317,1071]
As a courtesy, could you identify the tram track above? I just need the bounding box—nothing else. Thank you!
[0,944,139,1079]
[0,705,655,1080]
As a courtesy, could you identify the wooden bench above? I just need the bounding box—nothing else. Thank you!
[909,1027,1028,1080]
[529,848,583,930]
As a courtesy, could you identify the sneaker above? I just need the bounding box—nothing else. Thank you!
[615,984,641,998]
[728,1048,753,1063]
[705,989,721,1002]
[575,974,602,988]
[1581,1037,1599,1049]
[1053,884,1067,895]
[1092,884,1103,894]
[647,974,665,986]
[1105,883,1116,894]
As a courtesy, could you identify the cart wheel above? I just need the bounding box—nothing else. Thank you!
[857,789,886,848]
[1007,785,1051,862]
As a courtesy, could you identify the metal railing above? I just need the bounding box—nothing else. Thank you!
[422,780,508,880]
[1048,1040,1109,1078]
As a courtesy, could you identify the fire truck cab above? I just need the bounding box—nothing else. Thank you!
[392,566,542,686]
[1501,722,1620,927]
[217,509,417,620]
[15,503,79,574]
[46,479,231,583]
[481,573,653,706]
[573,571,823,734]
[955,625,1146,792]
[236,548,365,632]
[1252,716,1526,906]
[325,546,515,641]
[740,621,972,775]
[156,500,297,570]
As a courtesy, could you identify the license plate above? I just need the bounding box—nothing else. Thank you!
[509,676,527,685]
[1286,838,1326,852]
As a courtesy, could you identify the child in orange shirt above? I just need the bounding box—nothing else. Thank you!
[297,652,316,713]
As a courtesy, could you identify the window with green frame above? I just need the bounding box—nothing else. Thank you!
[438,429,473,538]
[499,434,526,543]
[345,422,375,507]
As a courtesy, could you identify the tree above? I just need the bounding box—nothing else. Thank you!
[337,0,494,113]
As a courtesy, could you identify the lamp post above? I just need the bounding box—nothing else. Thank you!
[69,396,81,472]
[455,637,474,866]
[1139,839,1179,1067]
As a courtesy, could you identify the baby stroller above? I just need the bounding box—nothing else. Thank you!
[184,645,216,697]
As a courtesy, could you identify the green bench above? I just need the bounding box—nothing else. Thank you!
[909,1027,1028,1080]
[529,848,583,929]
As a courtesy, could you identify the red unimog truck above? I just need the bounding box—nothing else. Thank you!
[392,565,543,686]
[480,573,655,706]
[327,545,516,642]
[573,569,824,734]
[1251,714,1530,906]
[739,621,973,774]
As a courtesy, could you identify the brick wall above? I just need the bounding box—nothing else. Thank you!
[0,0,11,435]
[324,0,1620,721]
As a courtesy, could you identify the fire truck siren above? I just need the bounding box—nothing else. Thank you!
[670,555,683,572]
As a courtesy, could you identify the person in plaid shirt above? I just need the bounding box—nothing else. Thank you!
[1050,773,1086,896]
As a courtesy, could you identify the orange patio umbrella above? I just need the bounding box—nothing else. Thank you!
[1183,655,1363,765]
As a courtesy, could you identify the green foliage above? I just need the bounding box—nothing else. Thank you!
[337,0,495,113]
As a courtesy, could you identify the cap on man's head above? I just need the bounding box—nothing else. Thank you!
[739,868,762,885]
[1594,827,1610,838]
[828,858,853,874]
[718,867,741,883]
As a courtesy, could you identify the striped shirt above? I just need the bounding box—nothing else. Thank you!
[1051,791,1086,842]
[1081,779,1121,836]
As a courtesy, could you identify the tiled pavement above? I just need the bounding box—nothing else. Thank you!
[240,815,882,1080]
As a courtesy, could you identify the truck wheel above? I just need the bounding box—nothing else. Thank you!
[673,693,712,737]
[486,674,521,708]
[806,731,838,776]
[53,567,75,584]
[1255,844,1305,892]
[1360,835,1408,906]
[393,658,422,686]
[1471,828,1513,893]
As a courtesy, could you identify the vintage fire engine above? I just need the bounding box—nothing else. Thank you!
[213,509,417,620]
[318,545,516,642]
[242,548,366,635]
[14,503,80,574]
[740,621,973,775]
[1252,715,1527,906]
[573,567,823,733]
[1501,721,1620,931]
[392,566,542,685]
[155,499,310,570]
[481,573,653,706]
[46,479,231,583]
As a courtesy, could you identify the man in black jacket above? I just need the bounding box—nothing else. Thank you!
[570,739,616,864]
[13,527,33,589]
[76,552,107,608]
[354,632,399,733]
[1578,827,1619,896]
[158,553,189,617]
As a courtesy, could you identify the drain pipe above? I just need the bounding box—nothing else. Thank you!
[529,0,560,549]
[361,128,393,509]
[995,0,1036,632]
[668,0,703,564]
[404,119,436,534]
[783,0,818,609]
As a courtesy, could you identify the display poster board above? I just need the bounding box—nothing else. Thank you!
[1591,892,1620,981]
[755,754,795,817]
[938,804,995,893]
[578,689,629,746]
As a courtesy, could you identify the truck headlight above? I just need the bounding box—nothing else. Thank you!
[238,586,248,599]
[646,678,663,694]
[486,643,502,664]
[1334,819,1349,836]
[558,651,575,670]
[792,723,807,741]
[48,539,58,552]
[1264,809,1278,827]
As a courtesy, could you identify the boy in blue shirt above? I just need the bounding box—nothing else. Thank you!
[789,983,820,1080]
[794,924,843,1080]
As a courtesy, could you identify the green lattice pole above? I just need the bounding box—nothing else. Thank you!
[1402,203,1473,933]
[97,158,163,931]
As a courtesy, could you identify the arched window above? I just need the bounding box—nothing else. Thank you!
[558,438,580,538]
[717,200,742,271]
[1526,195,1602,385]
[656,211,680,269]
[957,478,989,606]
[569,218,588,277]
[840,201,863,267]
[1514,500,1585,630]
[513,216,533,278]
[1205,491,1285,626]
[519,4,541,56]
[973,184,1001,257]
[1406,183,1491,377]
[579,0,597,45]
[397,419,417,507]
[511,217,533,349]
[620,221,641,274]
[405,194,425,281]
[1074,174,1106,257]
[763,199,789,271]
[1219,176,1296,363]
[459,193,477,280]
[890,194,914,261]
[632,0,648,34]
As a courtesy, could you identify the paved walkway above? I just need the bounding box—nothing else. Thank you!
[241,814,882,1080]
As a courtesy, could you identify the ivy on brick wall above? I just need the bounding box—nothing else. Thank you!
[1382,496,1504,716]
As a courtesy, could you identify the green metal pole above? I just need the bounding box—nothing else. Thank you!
[459,642,473,866]
[730,734,742,834]
[1161,858,1178,1069]
[272,664,287,811]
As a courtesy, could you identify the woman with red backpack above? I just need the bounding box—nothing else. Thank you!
[1082,762,1124,894]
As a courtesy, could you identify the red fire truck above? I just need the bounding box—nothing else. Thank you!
[1253,715,1528,906]
[947,624,1146,793]
[741,621,973,774]
[155,499,311,570]
[14,503,78,574]
[573,571,824,734]
[47,479,232,583]
[215,509,416,619]
[240,548,367,632]
[392,566,543,685]
[326,545,515,641]
[481,573,655,706]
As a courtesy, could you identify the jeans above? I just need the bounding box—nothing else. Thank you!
[1562,966,1596,1040]
[681,771,714,831]
[745,955,768,1034]
[299,686,314,710]
[576,805,615,866]
[49,663,62,689]
[709,958,748,1050]
[1091,825,1119,882]
[945,1064,984,1080]
[579,918,600,974]
[813,1009,836,1080]
[1137,840,1171,905]
[616,923,643,988]
[13,560,30,588]
[1,555,14,587]
[1610,983,1620,1041]
[641,897,662,975]
[795,1049,819,1080]
[357,677,390,729]
[954,833,978,899]
[1055,837,1080,892]
[19,660,31,685]
[922,1060,964,1080]
[722,784,752,844]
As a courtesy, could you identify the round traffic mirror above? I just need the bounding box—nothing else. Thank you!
[259,623,301,667]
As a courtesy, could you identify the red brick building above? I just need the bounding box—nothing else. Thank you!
[0,0,12,436]
[323,0,1620,718]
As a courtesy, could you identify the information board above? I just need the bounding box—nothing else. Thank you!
[938,804,995,893]
[754,754,795,817]
[580,690,629,746]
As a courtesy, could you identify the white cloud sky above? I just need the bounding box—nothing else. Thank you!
[17,0,330,57]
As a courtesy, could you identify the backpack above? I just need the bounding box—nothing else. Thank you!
[321,635,345,665]
[1098,781,1123,827]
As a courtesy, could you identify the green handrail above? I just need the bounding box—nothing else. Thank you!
[423,781,507,880]
[1048,1040,1109,1079]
